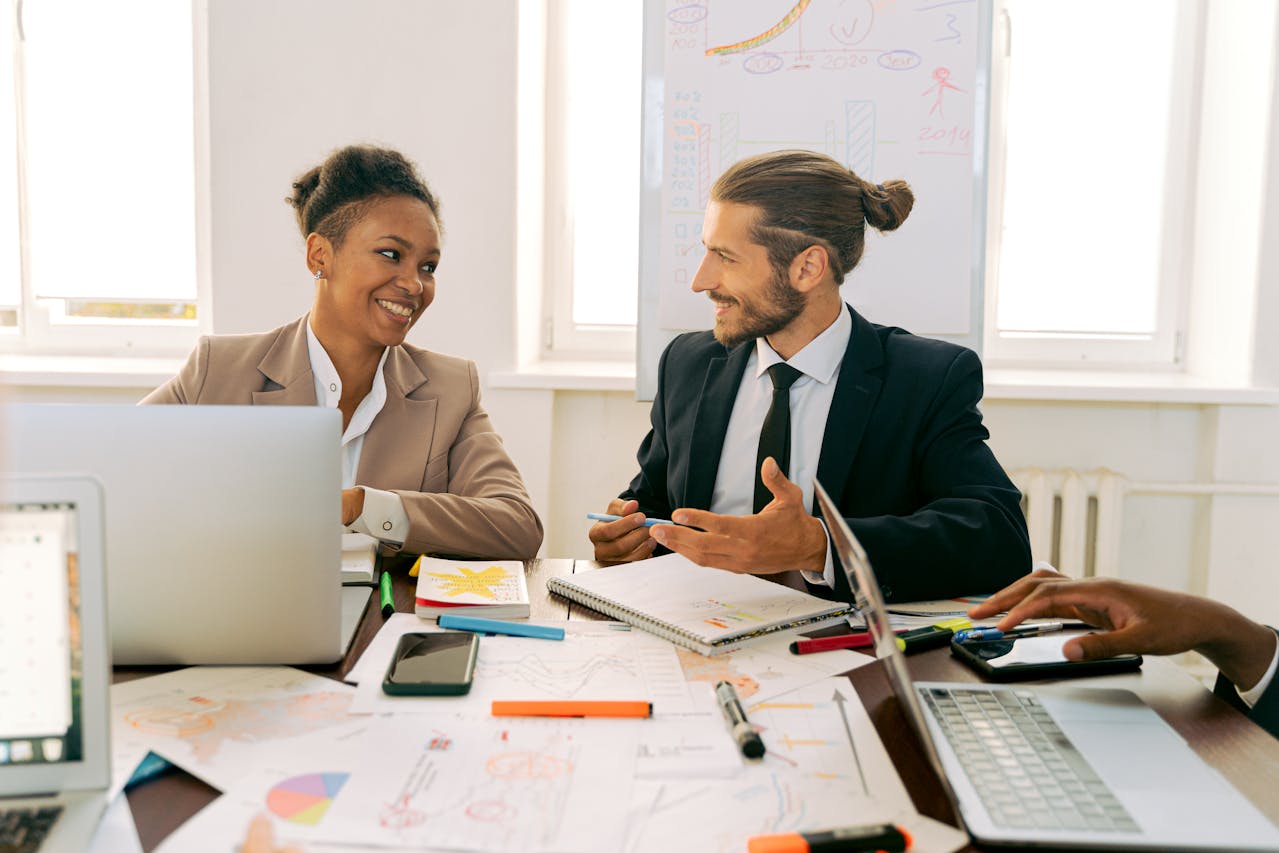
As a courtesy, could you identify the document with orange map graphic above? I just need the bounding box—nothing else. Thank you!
[413,557,530,619]
[110,666,364,790]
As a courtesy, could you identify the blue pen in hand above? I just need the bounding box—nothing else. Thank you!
[586,512,675,527]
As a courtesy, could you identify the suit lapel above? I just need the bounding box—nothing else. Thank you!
[684,342,752,508]
[251,317,318,406]
[356,347,436,491]
[814,306,884,509]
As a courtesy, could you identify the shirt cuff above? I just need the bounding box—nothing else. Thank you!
[347,486,409,546]
[1236,633,1279,709]
[800,519,836,588]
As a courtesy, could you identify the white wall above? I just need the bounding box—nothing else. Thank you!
[200,0,549,510]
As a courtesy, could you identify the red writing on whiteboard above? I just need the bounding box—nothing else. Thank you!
[918,125,970,147]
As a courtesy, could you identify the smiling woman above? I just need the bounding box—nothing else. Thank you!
[140,145,543,561]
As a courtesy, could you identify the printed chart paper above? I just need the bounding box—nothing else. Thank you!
[157,714,640,853]
[110,667,361,790]
[350,621,696,715]
[623,679,911,852]
[675,631,875,707]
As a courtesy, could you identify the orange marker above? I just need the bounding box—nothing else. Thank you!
[490,700,652,718]
[747,823,911,853]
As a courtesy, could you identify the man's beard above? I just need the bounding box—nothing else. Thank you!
[710,268,806,349]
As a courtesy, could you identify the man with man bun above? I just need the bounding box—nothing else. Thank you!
[590,150,1029,602]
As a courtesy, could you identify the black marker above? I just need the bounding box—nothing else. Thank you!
[715,680,765,759]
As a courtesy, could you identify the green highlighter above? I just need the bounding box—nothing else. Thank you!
[379,570,394,618]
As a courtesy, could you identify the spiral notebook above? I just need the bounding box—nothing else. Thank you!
[547,553,852,656]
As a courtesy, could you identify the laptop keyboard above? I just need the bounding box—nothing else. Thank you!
[921,686,1141,833]
[0,805,62,853]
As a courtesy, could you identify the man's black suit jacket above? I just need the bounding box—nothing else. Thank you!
[622,304,1031,603]
[1213,628,1279,741]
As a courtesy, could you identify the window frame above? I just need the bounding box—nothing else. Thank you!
[0,0,210,358]
[537,0,638,361]
[982,0,1201,369]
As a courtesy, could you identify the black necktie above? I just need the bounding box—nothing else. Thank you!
[754,363,803,513]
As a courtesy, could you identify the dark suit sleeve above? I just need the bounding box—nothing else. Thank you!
[620,342,676,521]
[1212,628,1279,741]
[842,348,1030,602]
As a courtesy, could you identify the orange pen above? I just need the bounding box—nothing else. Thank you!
[747,824,911,853]
[490,700,652,718]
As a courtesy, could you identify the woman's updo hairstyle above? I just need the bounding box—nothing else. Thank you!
[711,149,914,285]
[286,144,441,246]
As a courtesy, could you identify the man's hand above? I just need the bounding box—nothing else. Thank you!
[588,498,657,563]
[969,569,1276,691]
[650,458,827,574]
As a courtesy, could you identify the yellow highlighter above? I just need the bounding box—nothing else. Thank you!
[896,617,972,654]
[408,555,422,577]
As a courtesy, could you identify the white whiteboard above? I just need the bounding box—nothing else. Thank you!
[637,0,991,399]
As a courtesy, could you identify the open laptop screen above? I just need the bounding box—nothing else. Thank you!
[0,501,84,769]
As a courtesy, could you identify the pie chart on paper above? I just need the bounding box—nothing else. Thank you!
[266,772,350,826]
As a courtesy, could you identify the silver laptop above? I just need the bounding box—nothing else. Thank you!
[1,404,365,665]
[0,475,111,851]
[814,480,1279,851]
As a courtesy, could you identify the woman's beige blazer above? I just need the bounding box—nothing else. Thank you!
[142,316,543,559]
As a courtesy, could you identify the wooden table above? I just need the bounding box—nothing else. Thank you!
[117,558,1279,851]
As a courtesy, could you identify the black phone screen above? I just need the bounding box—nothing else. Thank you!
[951,630,1142,682]
[384,632,480,693]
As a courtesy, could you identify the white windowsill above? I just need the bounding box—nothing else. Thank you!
[489,360,1279,405]
[983,369,1279,405]
[489,360,636,392]
[5,354,1278,405]
[0,353,184,390]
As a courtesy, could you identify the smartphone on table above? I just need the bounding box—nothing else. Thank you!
[951,630,1142,683]
[382,631,480,695]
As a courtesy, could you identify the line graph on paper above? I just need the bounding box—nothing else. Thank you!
[468,628,695,713]
[476,649,638,698]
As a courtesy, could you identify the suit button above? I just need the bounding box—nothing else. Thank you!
[881,585,893,599]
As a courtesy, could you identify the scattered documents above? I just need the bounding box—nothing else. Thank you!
[350,620,696,716]
[673,632,876,708]
[111,667,361,790]
[156,714,640,853]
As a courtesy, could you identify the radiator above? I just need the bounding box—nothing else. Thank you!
[1011,468,1279,579]
[1012,468,1127,579]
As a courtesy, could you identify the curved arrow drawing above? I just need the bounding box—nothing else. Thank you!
[705,0,812,56]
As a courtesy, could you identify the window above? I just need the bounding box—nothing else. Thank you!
[541,0,641,358]
[2,0,203,355]
[984,0,1198,367]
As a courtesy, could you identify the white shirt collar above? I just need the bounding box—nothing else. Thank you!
[305,319,390,444]
[753,303,852,384]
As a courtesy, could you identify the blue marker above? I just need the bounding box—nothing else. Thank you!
[955,621,1065,643]
[586,512,675,527]
[438,614,565,641]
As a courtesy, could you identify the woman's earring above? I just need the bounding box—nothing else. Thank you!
[313,269,324,280]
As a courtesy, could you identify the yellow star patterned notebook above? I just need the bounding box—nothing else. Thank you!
[412,557,531,620]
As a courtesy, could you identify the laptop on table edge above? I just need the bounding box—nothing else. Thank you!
[2,404,367,665]
[813,479,1279,852]
[0,475,112,851]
